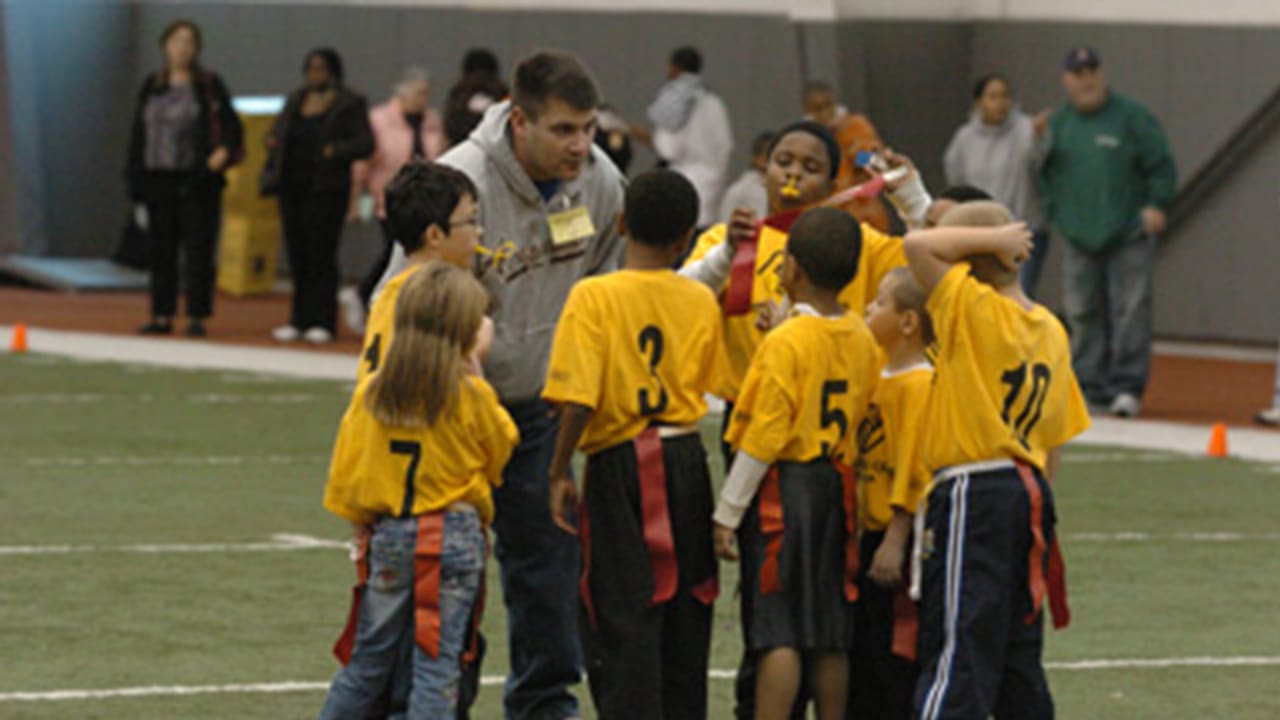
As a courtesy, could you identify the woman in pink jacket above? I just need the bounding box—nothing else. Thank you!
[343,67,445,330]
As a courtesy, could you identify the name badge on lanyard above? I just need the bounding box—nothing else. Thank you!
[547,206,595,246]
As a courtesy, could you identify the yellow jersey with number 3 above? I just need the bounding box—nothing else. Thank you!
[324,376,519,526]
[357,265,418,384]
[856,364,933,531]
[725,312,880,465]
[922,264,1091,473]
[542,269,730,455]
[684,221,905,400]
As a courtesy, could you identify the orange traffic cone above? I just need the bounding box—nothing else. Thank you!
[1207,423,1229,458]
[9,323,27,354]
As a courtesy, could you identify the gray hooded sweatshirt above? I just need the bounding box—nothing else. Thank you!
[374,101,625,404]
[943,108,1051,228]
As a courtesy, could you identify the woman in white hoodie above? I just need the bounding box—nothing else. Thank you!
[944,74,1052,296]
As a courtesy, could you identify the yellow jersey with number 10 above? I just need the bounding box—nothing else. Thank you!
[725,312,880,465]
[921,265,1091,473]
[542,269,730,456]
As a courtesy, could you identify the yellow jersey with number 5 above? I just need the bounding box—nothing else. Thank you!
[323,376,519,526]
[684,221,905,401]
[542,269,730,455]
[921,264,1091,473]
[725,312,880,465]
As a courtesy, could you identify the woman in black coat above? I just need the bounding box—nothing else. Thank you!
[262,48,374,344]
[126,20,243,337]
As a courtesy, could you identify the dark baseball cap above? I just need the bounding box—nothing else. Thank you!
[1064,46,1101,72]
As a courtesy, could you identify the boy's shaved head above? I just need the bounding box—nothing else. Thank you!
[938,201,1021,287]
[787,207,863,292]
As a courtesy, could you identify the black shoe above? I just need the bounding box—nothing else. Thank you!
[138,319,173,335]
[186,320,207,338]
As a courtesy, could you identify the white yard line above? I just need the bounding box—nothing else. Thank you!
[22,455,320,468]
[0,534,348,556]
[4,657,1279,702]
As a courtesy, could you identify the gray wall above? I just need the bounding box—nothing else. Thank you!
[2,4,1277,342]
[0,3,19,256]
[3,0,137,258]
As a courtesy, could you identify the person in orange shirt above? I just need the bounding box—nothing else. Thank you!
[803,81,894,232]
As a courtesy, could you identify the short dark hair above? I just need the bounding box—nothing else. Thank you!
[462,48,500,76]
[384,161,478,254]
[670,46,703,74]
[750,131,776,159]
[624,169,699,249]
[939,185,993,203]
[160,19,202,54]
[513,51,600,119]
[972,73,1010,101]
[769,121,841,181]
[304,48,344,82]
[786,207,863,292]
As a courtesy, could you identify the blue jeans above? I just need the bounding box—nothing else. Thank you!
[1020,229,1051,300]
[1062,233,1155,403]
[492,398,583,720]
[318,512,486,720]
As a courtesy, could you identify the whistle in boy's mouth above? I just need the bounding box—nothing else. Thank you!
[780,177,801,198]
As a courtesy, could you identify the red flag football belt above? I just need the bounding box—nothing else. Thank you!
[580,427,717,628]
[759,459,860,603]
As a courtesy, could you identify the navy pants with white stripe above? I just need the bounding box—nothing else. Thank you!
[913,467,1056,720]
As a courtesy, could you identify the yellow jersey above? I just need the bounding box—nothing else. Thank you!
[856,364,933,531]
[323,376,519,525]
[542,269,730,455]
[725,311,880,465]
[684,221,904,400]
[357,265,417,384]
[922,265,1091,473]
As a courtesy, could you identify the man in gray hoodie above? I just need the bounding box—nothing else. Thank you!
[376,51,624,720]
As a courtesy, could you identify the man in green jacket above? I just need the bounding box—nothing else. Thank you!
[1041,46,1177,418]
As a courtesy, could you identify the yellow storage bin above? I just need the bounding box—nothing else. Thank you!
[218,214,280,296]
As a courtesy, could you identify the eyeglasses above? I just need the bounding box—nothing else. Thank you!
[449,218,483,231]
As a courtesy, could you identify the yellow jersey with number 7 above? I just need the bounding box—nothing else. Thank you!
[921,264,1091,473]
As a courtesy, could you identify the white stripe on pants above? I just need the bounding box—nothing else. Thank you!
[921,475,968,720]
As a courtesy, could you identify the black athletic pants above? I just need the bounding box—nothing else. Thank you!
[279,188,347,333]
[144,172,221,320]
[580,433,717,720]
[848,531,918,720]
[913,465,1056,720]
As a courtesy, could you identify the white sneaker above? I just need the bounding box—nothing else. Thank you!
[272,325,300,343]
[1256,407,1280,427]
[1110,393,1142,418]
[303,327,334,345]
[338,287,367,335]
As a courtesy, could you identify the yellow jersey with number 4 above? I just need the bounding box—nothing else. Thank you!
[542,269,730,455]
[356,266,418,384]
[684,221,905,401]
[323,376,518,526]
[922,264,1091,473]
[856,364,933,531]
[725,312,880,465]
